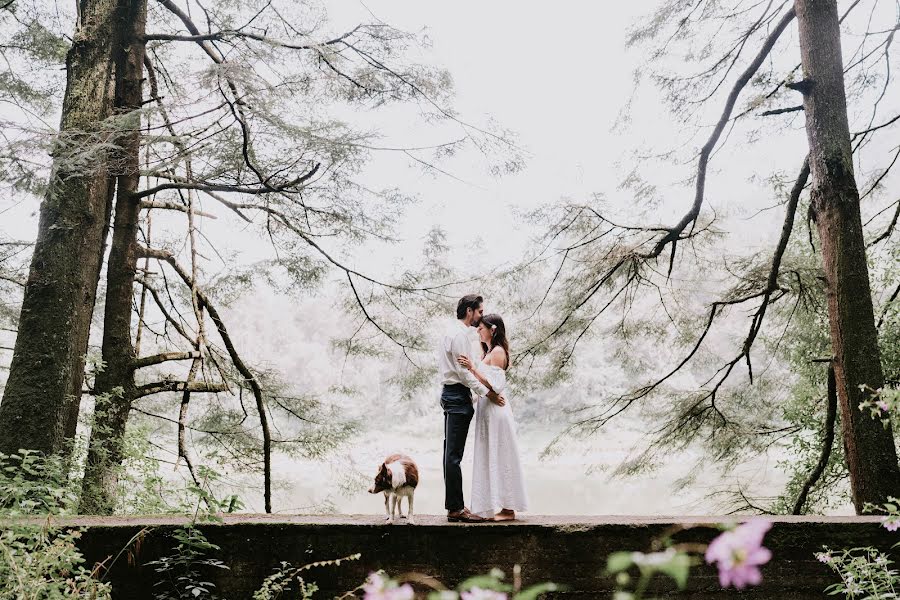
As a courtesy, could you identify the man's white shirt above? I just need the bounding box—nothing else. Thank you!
[438,319,489,397]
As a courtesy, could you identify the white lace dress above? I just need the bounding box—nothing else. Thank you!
[470,361,529,518]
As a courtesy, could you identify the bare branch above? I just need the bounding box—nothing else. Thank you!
[142,24,363,48]
[132,351,201,370]
[131,163,320,199]
[867,199,900,247]
[134,379,229,398]
[140,200,217,219]
[792,364,838,514]
[141,245,274,513]
[760,105,804,116]
[877,281,900,330]
[0,273,25,287]
[135,277,198,348]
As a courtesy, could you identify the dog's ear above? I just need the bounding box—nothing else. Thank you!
[380,463,391,482]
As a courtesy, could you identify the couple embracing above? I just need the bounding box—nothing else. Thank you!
[438,294,528,523]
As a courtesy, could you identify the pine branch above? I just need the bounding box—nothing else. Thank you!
[131,164,320,199]
[645,7,797,270]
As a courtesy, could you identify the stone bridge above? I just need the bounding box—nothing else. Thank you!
[56,514,895,598]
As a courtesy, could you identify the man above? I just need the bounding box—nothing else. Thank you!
[438,294,505,523]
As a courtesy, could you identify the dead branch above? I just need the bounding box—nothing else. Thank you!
[139,244,274,513]
[134,379,229,398]
[761,105,804,116]
[132,351,201,370]
[792,364,838,514]
[130,164,320,199]
[135,277,198,347]
[142,24,364,49]
[0,273,25,287]
[176,355,206,498]
[140,200,217,219]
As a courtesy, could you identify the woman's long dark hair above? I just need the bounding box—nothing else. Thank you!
[480,314,510,370]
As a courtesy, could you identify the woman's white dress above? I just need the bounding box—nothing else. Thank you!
[470,360,528,518]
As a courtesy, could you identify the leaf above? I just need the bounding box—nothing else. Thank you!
[657,553,691,590]
[457,573,509,592]
[605,552,634,574]
[514,582,560,600]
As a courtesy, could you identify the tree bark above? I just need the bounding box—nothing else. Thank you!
[78,0,146,515]
[795,0,900,512]
[0,0,118,458]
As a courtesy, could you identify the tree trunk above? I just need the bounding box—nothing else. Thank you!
[795,0,900,512]
[0,0,119,458]
[78,0,146,515]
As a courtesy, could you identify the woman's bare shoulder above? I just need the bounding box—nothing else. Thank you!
[486,346,508,368]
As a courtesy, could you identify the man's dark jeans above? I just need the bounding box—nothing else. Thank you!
[441,383,474,511]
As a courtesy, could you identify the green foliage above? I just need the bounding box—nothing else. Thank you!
[819,546,899,599]
[0,450,79,515]
[605,547,696,600]
[0,527,112,600]
[146,526,228,600]
[251,553,359,600]
[0,451,111,599]
[770,240,900,514]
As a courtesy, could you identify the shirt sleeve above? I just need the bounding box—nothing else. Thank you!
[449,331,490,396]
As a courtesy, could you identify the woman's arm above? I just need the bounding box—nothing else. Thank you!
[456,355,494,393]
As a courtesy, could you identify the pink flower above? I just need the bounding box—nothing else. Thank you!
[460,588,508,600]
[705,519,773,590]
[883,517,900,532]
[876,400,890,413]
[363,573,414,600]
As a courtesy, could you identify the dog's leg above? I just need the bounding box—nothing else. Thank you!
[389,494,398,524]
[398,494,406,518]
[407,493,415,525]
[383,491,391,522]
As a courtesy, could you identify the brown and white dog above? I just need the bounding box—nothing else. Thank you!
[368,453,418,524]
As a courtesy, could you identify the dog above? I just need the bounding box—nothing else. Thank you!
[368,453,418,524]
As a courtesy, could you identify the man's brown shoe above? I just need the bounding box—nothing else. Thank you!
[447,508,485,523]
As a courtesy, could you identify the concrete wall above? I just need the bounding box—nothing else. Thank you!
[53,514,896,598]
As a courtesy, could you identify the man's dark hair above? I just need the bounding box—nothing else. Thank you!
[456,294,483,319]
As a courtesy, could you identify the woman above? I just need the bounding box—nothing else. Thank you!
[457,314,528,521]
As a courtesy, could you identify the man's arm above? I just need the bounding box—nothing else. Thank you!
[449,331,489,397]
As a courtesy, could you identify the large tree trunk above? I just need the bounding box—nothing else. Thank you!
[795,0,900,512]
[79,0,146,515]
[0,0,118,458]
